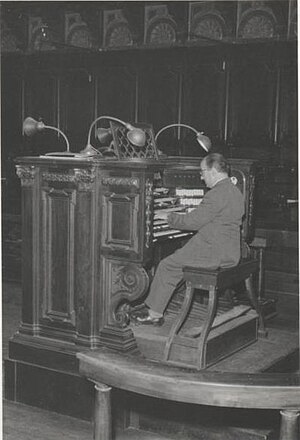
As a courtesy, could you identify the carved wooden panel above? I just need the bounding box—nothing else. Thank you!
[236,1,289,40]
[103,9,133,47]
[101,182,139,253]
[288,0,297,39]
[188,1,234,41]
[28,16,56,51]
[40,186,76,328]
[101,257,149,328]
[144,4,177,45]
[65,12,93,48]
[1,18,20,52]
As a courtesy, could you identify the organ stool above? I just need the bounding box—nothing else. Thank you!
[164,258,268,370]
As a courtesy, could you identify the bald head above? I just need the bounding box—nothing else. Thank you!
[200,153,229,188]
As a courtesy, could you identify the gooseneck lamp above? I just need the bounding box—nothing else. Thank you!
[22,117,74,156]
[155,123,211,153]
[80,116,146,157]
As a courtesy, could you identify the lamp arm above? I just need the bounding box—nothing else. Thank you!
[155,123,200,142]
[44,125,70,152]
[87,116,130,146]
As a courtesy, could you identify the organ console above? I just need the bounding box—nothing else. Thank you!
[10,153,256,355]
[5,120,267,418]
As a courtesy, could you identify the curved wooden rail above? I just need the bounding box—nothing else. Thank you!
[78,348,300,440]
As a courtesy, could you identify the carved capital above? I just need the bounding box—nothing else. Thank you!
[42,167,96,191]
[16,165,36,186]
[101,177,140,188]
[42,171,75,183]
[74,167,96,191]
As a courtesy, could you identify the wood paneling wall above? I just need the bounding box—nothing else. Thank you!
[1,2,298,217]
[2,41,297,154]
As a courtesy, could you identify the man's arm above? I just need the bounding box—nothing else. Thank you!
[167,188,225,231]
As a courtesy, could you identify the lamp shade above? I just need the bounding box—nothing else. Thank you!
[126,127,146,147]
[96,128,113,144]
[196,133,211,152]
[23,117,45,136]
[22,116,71,154]
[155,123,211,154]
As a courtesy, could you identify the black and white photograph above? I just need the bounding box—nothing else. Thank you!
[1,1,299,439]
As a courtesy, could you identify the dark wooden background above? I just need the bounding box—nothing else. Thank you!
[1,1,298,280]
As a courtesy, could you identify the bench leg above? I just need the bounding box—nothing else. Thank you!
[245,275,268,338]
[196,286,218,370]
[94,383,112,440]
[164,281,194,361]
[279,409,300,440]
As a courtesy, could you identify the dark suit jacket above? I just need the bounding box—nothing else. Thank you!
[167,177,245,269]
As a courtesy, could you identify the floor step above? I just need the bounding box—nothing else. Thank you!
[118,426,275,440]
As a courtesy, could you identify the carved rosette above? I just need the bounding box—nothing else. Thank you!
[16,165,36,187]
[238,10,276,39]
[110,263,149,327]
[145,179,153,248]
[42,167,96,191]
[101,176,140,188]
[74,168,96,191]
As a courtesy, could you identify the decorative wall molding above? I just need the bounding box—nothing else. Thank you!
[65,12,93,48]
[28,15,56,51]
[41,167,96,191]
[101,176,140,188]
[188,2,227,41]
[1,2,297,54]
[238,9,276,39]
[1,19,20,52]
[236,1,289,40]
[288,0,297,39]
[103,8,133,47]
[144,4,177,45]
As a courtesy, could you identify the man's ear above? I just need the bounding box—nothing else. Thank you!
[211,167,218,177]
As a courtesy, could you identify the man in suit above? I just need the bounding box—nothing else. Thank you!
[132,153,245,325]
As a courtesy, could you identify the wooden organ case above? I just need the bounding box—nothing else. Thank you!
[6,148,257,418]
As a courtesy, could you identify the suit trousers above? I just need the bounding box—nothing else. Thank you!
[145,252,185,315]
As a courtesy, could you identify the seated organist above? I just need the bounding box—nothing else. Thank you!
[131,153,245,325]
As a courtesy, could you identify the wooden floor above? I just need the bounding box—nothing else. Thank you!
[3,401,93,440]
[4,401,177,440]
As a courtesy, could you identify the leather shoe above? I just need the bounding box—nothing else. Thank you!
[131,307,164,326]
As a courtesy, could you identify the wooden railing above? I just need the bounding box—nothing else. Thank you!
[78,348,300,440]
